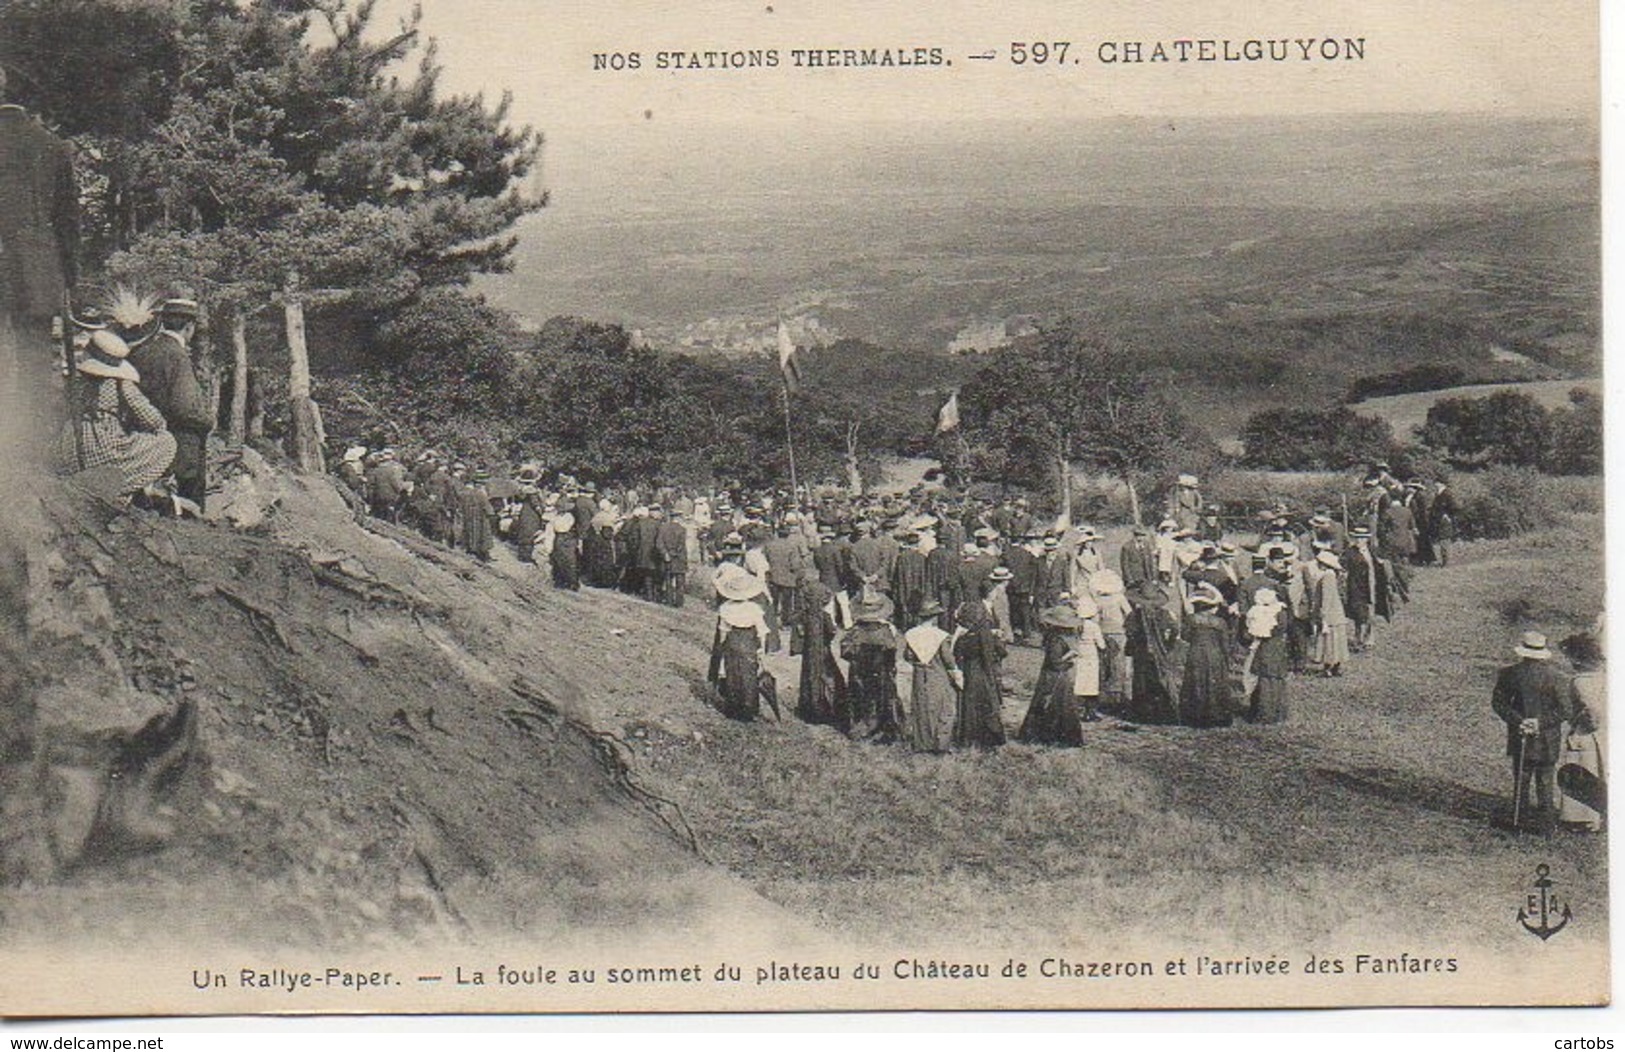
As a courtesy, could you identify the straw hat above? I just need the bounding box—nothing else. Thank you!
[1190,582,1225,608]
[159,297,200,322]
[1514,631,1552,661]
[714,565,766,602]
[1316,551,1342,570]
[1177,474,1199,487]
[987,566,1013,583]
[77,330,139,382]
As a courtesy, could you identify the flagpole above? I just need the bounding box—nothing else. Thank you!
[781,375,799,497]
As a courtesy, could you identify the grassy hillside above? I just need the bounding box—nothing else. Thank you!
[1351,378,1603,443]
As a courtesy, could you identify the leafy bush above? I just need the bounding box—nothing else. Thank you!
[1450,465,1593,539]
[1345,364,1469,403]
[1419,390,1552,469]
[1545,388,1603,476]
[1239,406,1395,470]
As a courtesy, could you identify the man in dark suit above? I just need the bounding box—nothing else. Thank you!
[1119,524,1159,595]
[129,298,211,508]
[1002,533,1040,645]
[654,509,690,607]
[1491,632,1574,834]
[0,67,79,455]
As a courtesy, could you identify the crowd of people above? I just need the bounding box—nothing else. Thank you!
[336,447,1605,833]
[46,301,1602,838]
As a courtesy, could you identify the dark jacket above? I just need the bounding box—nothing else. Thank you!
[0,107,78,320]
[128,331,210,434]
[1491,659,1572,766]
[1004,545,1040,596]
[654,521,689,572]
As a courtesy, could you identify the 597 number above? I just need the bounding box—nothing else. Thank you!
[1010,41,1071,64]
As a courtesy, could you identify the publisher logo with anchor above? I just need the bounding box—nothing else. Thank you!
[1518,864,1572,941]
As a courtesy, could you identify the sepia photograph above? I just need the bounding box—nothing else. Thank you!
[0,0,1608,1016]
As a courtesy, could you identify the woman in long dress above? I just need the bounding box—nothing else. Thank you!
[1072,595,1108,724]
[1312,551,1351,677]
[1091,570,1133,713]
[795,571,848,730]
[584,505,620,586]
[903,599,960,753]
[1559,632,1606,831]
[1125,581,1180,724]
[953,586,1008,749]
[1245,587,1291,724]
[709,567,769,721]
[841,590,902,742]
[1019,604,1083,746]
[548,512,581,590]
[1179,584,1234,728]
[57,330,177,496]
[987,566,1016,644]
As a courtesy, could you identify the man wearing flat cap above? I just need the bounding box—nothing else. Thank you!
[1491,631,1576,834]
[129,298,212,510]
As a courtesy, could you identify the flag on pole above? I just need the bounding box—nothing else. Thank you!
[777,322,801,394]
[936,391,960,433]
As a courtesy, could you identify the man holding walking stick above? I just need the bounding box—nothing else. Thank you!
[1492,632,1574,835]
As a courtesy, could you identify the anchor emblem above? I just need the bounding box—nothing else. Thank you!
[1517,864,1572,941]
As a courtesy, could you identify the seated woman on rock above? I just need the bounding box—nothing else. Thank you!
[57,329,176,501]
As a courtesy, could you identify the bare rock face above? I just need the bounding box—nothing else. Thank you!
[207,444,285,530]
[3,485,202,880]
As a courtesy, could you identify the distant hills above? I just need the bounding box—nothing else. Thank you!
[482,114,1598,443]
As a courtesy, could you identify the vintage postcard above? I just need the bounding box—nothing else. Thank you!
[0,0,1606,1016]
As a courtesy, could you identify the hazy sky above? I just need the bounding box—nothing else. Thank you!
[375,0,1598,131]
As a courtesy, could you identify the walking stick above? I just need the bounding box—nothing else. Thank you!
[1513,727,1529,831]
[62,291,83,469]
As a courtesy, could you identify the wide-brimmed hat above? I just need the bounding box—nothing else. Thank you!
[715,565,766,602]
[77,330,139,381]
[1253,587,1282,607]
[1514,631,1552,661]
[551,512,575,533]
[917,598,945,620]
[1041,604,1083,630]
[853,593,895,624]
[1190,582,1225,608]
[343,446,367,463]
[1316,551,1342,570]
